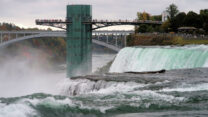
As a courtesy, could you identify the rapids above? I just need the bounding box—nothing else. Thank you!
[1,45,208,117]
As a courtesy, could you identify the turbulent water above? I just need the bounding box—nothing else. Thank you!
[1,45,208,117]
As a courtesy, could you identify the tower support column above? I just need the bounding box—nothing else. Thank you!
[66,5,92,78]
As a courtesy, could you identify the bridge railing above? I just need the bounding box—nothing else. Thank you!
[91,19,162,24]
[93,34,127,48]
[0,30,131,50]
[35,19,162,30]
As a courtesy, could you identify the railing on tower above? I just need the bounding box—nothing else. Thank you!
[35,19,162,30]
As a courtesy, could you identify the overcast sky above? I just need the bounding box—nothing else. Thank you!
[0,0,207,30]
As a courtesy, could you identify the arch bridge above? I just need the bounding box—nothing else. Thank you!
[6,5,161,77]
[0,30,133,52]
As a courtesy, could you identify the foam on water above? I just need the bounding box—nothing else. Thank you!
[0,103,36,117]
[59,79,147,96]
[58,79,186,109]
[160,83,208,92]
[0,78,202,117]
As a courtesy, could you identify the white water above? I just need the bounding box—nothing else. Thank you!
[1,45,208,117]
[59,79,147,96]
[110,45,208,73]
[160,83,208,92]
[0,79,186,117]
[0,52,116,116]
[0,103,36,117]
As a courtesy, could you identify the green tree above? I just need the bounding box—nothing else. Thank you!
[136,12,151,32]
[184,11,203,28]
[138,24,148,33]
[0,23,21,31]
[161,21,170,32]
[204,23,208,33]
[166,4,179,21]
[138,24,153,33]
[137,12,150,20]
[170,12,186,31]
[200,9,208,33]
[150,15,162,21]
[175,12,186,27]
[200,9,208,16]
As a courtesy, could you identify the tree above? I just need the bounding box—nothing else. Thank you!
[137,12,150,20]
[0,23,21,31]
[137,24,153,33]
[184,11,203,28]
[175,12,186,27]
[200,9,208,23]
[166,4,179,21]
[136,12,151,32]
[170,12,186,31]
[200,9,208,16]
[161,21,170,32]
[200,9,208,33]
[150,15,162,21]
[138,24,148,33]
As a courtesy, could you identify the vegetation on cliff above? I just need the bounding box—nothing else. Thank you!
[131,4,208,46]
[127,34,208,46]
[135,4,208,34]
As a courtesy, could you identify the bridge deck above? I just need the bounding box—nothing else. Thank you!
[35,19,162,30]
[36,19,162,24]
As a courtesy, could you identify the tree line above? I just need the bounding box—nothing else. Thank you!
[136,4,208,34]
[0,23,21,31]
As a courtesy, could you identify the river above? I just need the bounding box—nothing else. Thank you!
[0,45,208,117]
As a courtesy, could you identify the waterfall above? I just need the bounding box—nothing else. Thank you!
[110,45,208,73]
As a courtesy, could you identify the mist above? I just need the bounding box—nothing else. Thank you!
[0,46,66,97]
[0,45,115,97]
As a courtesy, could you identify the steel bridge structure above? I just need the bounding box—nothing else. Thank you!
[36,19,162,30]
[0,30,133,52]
[0,5,162,77]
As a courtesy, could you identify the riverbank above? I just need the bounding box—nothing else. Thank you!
[127,33,208,46]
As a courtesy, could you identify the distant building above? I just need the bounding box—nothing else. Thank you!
[162,11,169,22]
[178,27,197,33]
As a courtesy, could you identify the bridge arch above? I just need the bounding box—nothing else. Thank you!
[0,33,65,48]
[0,32,122,52]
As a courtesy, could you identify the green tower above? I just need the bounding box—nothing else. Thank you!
[66,5,92,77]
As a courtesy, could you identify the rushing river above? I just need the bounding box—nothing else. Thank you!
[1,45,208,117]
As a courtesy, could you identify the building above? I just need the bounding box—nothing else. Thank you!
[178,27,197,34]
[162,11,169,22]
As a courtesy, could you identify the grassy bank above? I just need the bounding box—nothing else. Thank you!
[127,34,208,46]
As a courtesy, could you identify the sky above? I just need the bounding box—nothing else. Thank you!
[0,0,207,30]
